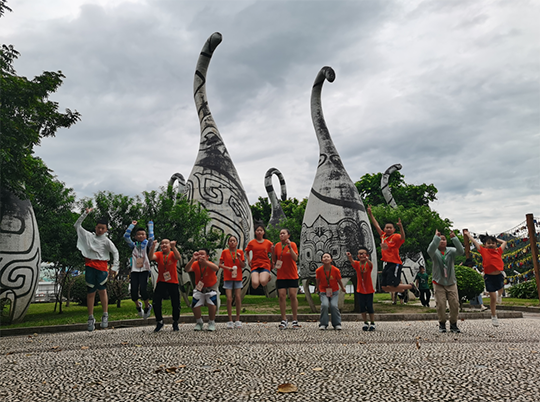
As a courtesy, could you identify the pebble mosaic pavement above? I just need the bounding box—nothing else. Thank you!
[1,318,539,402]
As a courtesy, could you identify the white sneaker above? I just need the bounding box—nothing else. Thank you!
[334,325,342,331]
[497,294,502,304]
[143,304,152,319]
[491,316,499,327]
[226,321,234,329]
[234,321,242,328]
[101,313,108,329]
[318,325,327,330]
[136,301,143,317]
[87,315,95,332]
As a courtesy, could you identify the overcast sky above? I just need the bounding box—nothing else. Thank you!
[2,0,538,235]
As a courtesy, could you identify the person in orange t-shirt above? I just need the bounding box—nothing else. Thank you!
[219,236,246,329]
[347,247,376,331]
[185,249,220,331]
[272,229,300,329]
[367,205,418,297]
[245,224,274,289]
[464,230,507,327]
[315,253,346,330]
[150,239,181,332]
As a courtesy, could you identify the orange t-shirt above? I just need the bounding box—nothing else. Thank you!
[274,242,299,280]
[315,265,342,293]
[479,246,504,274]
[245,239,273,271]
[380,233,404,264]
[155,251,179,284]
[191,261,217,288]
[352,260,375,294]
[219,249,245,282]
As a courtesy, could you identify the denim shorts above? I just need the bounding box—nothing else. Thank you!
[252,268,271,274]
[223,280,243,290]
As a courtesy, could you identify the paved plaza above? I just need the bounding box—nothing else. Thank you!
[1,317,539,402]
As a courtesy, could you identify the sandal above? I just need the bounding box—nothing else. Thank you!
[292,320,301,329]
[279,320,288,330]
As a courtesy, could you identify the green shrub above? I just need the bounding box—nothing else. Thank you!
[508,280,538,299]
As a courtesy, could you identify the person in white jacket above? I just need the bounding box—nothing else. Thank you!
[74,208,119,331]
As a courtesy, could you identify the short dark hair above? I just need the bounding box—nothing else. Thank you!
[134,227,146,235]
[199,248,210,256]
[357,246,369,254]
[96,217,109,227]
[384,222,394,228]
[254,223,267,238]
[479,233,497,244]
[321,252,332,261]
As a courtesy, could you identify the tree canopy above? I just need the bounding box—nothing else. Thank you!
[0,1,80,200]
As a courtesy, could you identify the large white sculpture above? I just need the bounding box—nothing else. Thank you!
[0,191,41,323]
[185,32,254,297]
[299,67,377,311]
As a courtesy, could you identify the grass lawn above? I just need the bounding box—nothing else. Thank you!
[1,293,536,329]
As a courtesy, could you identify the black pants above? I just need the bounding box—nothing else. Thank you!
[130,271,150,301]
[153,282,181,322]
[419,289,431,307]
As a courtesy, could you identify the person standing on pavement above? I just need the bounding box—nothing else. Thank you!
[315,253,347,330]
[427,230,464,333]
[414,266,431,307]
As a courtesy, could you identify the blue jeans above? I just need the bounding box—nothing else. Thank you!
[319,291,341,328]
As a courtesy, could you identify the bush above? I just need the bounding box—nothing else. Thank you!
[508,280,538,299]
[65,274,129,306]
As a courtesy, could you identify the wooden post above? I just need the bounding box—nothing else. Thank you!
[463,228,471,259]
[525,214,540,301]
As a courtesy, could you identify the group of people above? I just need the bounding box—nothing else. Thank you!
[74,206,507,333]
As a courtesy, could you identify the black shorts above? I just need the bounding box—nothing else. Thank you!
[381,262,402,288]
[276,279,299,289]
[485,273,504,293]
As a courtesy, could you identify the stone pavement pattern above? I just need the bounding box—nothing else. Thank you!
[1,318,539,402]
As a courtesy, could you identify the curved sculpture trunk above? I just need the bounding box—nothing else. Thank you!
[299,67,377,311]
[265,167,287,228]
[0,191,41,323]
[381,164,402,209]
[187,32,254,298]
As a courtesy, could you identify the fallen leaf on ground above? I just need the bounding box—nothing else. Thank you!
[300,372,305,375]
[176,379,184,383]
[213,369,221,373]
[277,383,298,393]
[531,351,537,354]
[121,342,129,345]
[177,365,186,368]
[358,341,366,344]
[135,345,142,347]
[416,340,420,349]
[81,346,89,350]
[25,354,32,356]
[312,367,323,371]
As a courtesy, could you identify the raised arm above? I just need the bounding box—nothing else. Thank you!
[74,208,91,229]
[170,241,181,261]
[184,252,199,272]
[397,218,405,242]
[427,230,441,258]
[449,232,464,256]
[123,220,136,248]
[367,205,383,236]
[463,229,481,250]
[346,251,355,265]
[149,240,159,261]
[147,221,154,242]
[497,237,507,252]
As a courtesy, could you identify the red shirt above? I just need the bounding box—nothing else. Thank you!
[245,239,273,271]
[315,265,342,293]
[274,242,299,280]
[380,233,404,264]
[191,261,217,288]
[353,260,375,294]
[479,246,504,274]
[85,258,108,272]
[155,251,179,284]
[219,249,245,282]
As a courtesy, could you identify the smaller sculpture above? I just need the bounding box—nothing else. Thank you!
[265,167,287,228]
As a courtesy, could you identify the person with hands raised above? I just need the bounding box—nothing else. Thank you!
[74,207,119,332]
[185,249,220,331]
[367,206,418,297]
[272,229,300,330]
[150,239,181,332]
[428,229,464,333]
[219,236,246,329]
[464,229,507,327]
[245,224,274,290]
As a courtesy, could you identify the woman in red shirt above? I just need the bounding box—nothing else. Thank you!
[272,229,300,329]
[219,236,246,329]
[245,224,274,290]
[315,253,346,330]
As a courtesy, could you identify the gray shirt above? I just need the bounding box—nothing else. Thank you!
[427,235,464,286]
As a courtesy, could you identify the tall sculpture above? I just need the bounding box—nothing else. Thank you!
[265,167,287,227]
[185,32,254,296]
[299,66,377,311]
[0,192,41,323]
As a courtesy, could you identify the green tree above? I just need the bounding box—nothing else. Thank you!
[0,3,80,199]
[250,197,307,244]
[355,171,437,209]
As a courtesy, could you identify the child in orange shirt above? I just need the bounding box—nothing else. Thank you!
[185,249,219,331]
[219,236,245,329]
[347,247,375,331]
[315,253,347,330]
[367,205,418,297]
[272,229,300,329]
[464,230,507,327]
[245,224,274,289]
